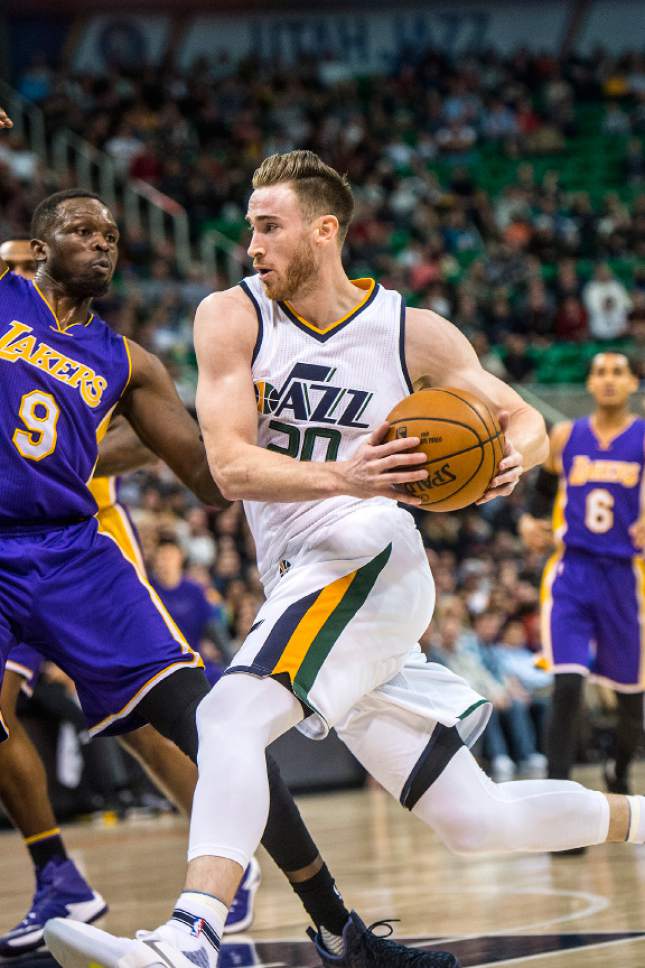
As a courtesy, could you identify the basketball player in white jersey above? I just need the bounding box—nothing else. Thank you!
[47,152,645,968]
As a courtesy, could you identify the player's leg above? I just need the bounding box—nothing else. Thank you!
[336,663,643,856]
[0,667,58,837]
[153,510,456,968]
[104,504,338,932]
[118,725,196,815]
[594,557,645,795]
[134,664,351,934]
[546,672,585,778]
[31,518,352,949]
[608,692,644,794]
[0,656,106,958]
[46,509,460,968]
[541,551,593,781]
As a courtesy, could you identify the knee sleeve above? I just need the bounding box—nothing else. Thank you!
[188,675,303,867]
[412,746,609,856]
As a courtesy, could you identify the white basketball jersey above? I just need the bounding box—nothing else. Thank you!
[241,273,413,584]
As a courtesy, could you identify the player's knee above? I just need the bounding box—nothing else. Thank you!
[425,796,501,855]
[195,685,230,740]
[413,752,514,856]
[196,673,300,752]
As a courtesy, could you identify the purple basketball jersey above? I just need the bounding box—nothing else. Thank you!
[0,270,130,525]
[557,416,645,558]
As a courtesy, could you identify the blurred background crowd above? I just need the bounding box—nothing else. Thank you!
[3,46,645,396]
[1,39,642,823]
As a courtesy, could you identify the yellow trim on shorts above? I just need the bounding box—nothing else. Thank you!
[88,475,115,513]
[24,827,61,846]
[633,556,645,687]
[88,656,202,737]
[97,500,146,574]
[538,548,564,670]
[0,266,9,283]
[95,520,194,655]
[272,568,356,680]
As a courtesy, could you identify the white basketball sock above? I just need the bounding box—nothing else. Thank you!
[169,891,227,968]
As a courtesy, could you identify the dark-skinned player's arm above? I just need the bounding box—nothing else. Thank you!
[0,107,15,278]
[94,414,155,476]
[518,421,572,553]
[194,287,428,505]
[118,339,229,508]
[406,306,549,504]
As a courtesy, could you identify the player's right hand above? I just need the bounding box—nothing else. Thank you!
[629,517,645,550]
[339,422,428,506]
[0,107,13,129]
[518,513,553,553]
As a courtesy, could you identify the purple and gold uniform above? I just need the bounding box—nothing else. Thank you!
[540,416,645,690]
[6,475,146,695]
[0,269,201,740]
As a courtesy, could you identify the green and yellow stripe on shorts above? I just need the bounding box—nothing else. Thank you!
[226,543,392,708]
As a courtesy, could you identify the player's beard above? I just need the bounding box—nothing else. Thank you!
[47,253,113,299]
[262,241,318,302]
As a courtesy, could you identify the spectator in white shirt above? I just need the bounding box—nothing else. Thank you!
[583,264,632,339]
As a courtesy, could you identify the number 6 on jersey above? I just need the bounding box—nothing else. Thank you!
[12,390,60,461]
[585,487,614,534]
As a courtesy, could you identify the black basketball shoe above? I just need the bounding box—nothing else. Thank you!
[307,912,460,968]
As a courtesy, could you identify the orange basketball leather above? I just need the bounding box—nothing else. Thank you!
[385,387,505,511]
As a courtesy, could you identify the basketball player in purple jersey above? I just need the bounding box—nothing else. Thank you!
[0,108,456,968]
[521,352,645,811]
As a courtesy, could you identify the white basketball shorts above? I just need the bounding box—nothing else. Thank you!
[225,503,490,742]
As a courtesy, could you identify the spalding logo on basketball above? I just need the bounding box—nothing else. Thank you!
[386,387,504,512]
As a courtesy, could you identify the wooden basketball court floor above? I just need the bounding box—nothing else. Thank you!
[2,764,645,968]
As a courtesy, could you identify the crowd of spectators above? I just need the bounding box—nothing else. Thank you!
[2,46,645,394]
[1,42,641,817]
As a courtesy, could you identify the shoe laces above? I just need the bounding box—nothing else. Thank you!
[358,919,450,967]
[366,919,399,938]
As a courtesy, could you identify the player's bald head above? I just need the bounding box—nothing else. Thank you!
[0,236,37,279]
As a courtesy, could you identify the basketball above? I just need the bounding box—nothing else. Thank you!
[385,387,505,512]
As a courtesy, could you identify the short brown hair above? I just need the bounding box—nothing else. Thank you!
[252,150,354,242]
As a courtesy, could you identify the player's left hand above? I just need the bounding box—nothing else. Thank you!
[0,107,13,129]
[476,412,523,505]
[629,518,645,549]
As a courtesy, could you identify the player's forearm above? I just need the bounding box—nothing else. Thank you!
[187,458,231,509]
[207,438,343,503]
[507,405,549,472]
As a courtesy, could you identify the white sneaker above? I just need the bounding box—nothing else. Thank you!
[44,919,208,968]
[491,754,516,783]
